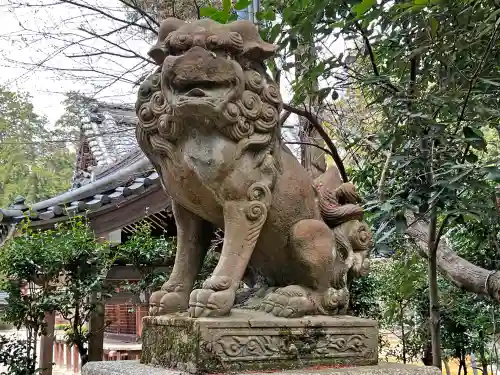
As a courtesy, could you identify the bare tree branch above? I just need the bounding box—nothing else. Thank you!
[405,211,500,303]
[58,0,156,34]
[283,103,349,182]
[117,0,159,28]
[284,141,334,158]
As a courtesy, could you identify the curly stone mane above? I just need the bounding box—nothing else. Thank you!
[135,19,283,190]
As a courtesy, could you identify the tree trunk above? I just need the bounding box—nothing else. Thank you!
[405,211,500,303]
[478,332,489,375]
[400,303,407,364]
[461,355,468,375]
[293,33,326,180]
[428,209,442,369]
[88,295,105,363]
[40,311,55,375]
[422,340,433,366]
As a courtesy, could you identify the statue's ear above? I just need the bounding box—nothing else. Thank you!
[149,18,186,65]
[227,20,278,61]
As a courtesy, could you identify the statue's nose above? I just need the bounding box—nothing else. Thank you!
[169,46,235,85]
[180,46,216,61]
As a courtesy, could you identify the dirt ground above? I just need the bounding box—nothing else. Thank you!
[381,331,499,375]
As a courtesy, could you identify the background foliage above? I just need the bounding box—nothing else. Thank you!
[0,87,75,206]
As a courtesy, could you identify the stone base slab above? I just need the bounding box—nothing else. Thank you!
[82,361,441,375]
[140,309,378,373]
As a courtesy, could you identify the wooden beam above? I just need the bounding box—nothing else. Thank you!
[91,186,171,237]
[136,305,149,339]
[105,265,172,281]
[39,311,55,375]
[106,291,139,304]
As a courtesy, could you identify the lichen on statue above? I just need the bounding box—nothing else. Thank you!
[135,17,373,319]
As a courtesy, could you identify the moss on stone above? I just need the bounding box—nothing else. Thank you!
[141,313,378,374]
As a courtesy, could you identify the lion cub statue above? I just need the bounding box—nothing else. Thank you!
[135,17,372,318]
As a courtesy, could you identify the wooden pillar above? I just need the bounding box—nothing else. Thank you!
[72,345,79,373]
[59,342,65,366]
[66,345,72,370]
[88,292,105,362]
[136,305,148,338]
[40,311,55,375]
[115,304,120,334]
[53,342,60,367]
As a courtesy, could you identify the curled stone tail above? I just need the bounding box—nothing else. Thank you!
[317,183,364,228]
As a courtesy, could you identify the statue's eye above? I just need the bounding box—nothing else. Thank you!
[213,49,230,59]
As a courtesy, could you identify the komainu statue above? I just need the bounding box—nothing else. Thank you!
[135,18,372,319]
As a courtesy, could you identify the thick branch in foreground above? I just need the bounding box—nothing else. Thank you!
[282,103,348,182]
[405,211,500,303]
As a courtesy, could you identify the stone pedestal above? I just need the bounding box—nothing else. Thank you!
[140,309,378,373]
[82,361,441,375]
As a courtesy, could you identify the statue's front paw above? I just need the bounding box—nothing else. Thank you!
[149,290,166,316]
[322,287,349,314]
[188,287,236,318]
[158,291,189,315]
[149,284,189,316]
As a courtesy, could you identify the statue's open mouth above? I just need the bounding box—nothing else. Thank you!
[162,47,243,111]
[172,80,234,101]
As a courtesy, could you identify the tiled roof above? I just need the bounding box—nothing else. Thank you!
[0,97,165,244]
[72,100,139,189]
[0,152,158,226]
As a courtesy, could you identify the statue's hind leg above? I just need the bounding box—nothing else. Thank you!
[260,219,337,317]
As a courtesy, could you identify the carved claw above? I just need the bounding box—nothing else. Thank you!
[188,287,236,318]
[149,282,191,316]
[259,286,317,318]
[158,291,190,315]
[322,287,349,314]
[149,290,167,316]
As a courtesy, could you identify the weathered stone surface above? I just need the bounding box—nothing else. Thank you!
[140,309,378,373]
[135,17,373,319]
[83,361,441,375]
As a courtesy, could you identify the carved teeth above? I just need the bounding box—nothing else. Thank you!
[186,88,206,97]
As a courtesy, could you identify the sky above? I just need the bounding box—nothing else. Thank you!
[0,0,151,125]
[0,0,345,129]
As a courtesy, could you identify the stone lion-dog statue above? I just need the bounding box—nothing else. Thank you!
[135,17,372,318]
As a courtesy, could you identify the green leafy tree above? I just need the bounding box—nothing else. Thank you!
[115,222,177,300]
[0,87,74,206]
[116,222,219,302]
[377,251,428,365]
[0,217,114,370]
[218,0,500,367]
[0,335,38,375]
[53,92,90,148]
